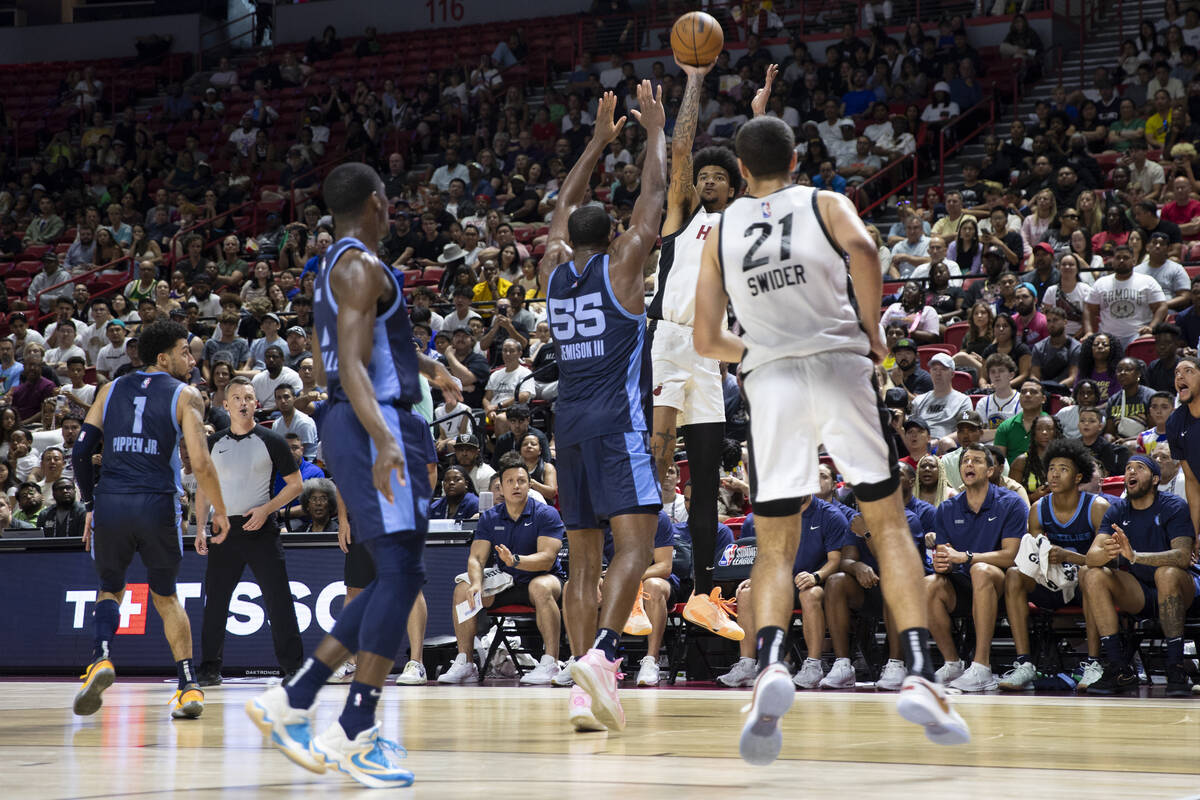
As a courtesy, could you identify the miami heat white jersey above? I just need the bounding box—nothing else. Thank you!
[649,207,721,326]
[719,185,870,372]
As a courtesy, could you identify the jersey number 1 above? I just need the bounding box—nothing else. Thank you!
[132,396,146,434]
[742,212,792,271]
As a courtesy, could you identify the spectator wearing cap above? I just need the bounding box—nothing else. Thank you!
[912,352,974,441]
[900,416,932,468]
[921,82,961,125]
[27,252,73,314]
[1019,244,1060,302]
[187,273,223,319]
[94,320,130,379]
[889,336,933,396]
[1011,283,1049,347]
[940,410,988,490]
[23,195,64,247]
[283,326,310,370]
[251,345,302,412]
[964,246,1011,309]
[452,433,496,492]
[248,312,284,370]
[1030,305,1082,392]
[1135,230,1190,310]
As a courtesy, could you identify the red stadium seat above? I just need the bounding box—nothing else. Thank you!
[944,321,969,350]
[1124,336,1157,364]
[1101,476,1125,496]
[918,343,957,369]
[5,277,29,294]
[951,371,974,393]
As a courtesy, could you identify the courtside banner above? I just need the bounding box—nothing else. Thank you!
[0,544,466,672]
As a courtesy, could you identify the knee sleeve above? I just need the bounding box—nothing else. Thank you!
[146,568,178,597]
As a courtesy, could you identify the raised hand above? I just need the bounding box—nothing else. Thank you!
[629,80,666,131]
[673,54,715,78]
[592,91,628,147]
[751,63,779,117]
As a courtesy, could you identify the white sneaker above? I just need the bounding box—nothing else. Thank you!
[329,660,356,684]
[948,661,998,692]
[1076,658,1104,692]
[552,656,576,686]
[635,656,660,686]
[934,659,964,684]
[792,657,825,689]
[998,661,1037,691]
[437,653,479,684]
[244,685,323,773]
[875,659,907,691]
[519,654,561,685]
[310,722,412,789]
[896,675,971,746]
[818,657,856,689]
[567,684,606,732]
[717,656,758,688]
[739,662,794,766]
[394,660,427,686]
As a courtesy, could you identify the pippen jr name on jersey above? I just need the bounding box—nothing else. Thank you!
[109,436,160,455]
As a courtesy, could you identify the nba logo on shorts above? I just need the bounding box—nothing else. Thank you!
[718,543,738,567]
[760,201,771,219]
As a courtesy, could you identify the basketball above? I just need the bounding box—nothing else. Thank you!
[670,11,724,67]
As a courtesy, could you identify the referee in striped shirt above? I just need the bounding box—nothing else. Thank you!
[194,376,304,685]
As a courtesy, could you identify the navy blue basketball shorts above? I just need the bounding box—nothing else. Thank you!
[315,401,433,541]
[91,492,183,596]
[556,430,662,530]
[1130,572,1200,618]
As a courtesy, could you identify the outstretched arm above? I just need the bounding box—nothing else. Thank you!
[662,58,714,237]
[750,63,778,118]
[538,92,627,283]
[820,190,886,363]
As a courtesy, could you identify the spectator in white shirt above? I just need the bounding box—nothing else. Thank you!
[94,320,131,379]
[271,384,318,459]
[227,117,260,158]
[482,338,531,437]
[431,148,470,192]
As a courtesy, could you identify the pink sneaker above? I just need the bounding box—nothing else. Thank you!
[571,649,625,731]
[567,685,606,732]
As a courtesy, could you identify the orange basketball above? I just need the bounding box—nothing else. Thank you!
[670,11,724,67]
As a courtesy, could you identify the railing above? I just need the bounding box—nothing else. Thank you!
[287,146,367,222]
[856,153,919,219]
[29,254,133,328]
[938,95,996,189]
[166,196,261,269]
[200,9,264,68]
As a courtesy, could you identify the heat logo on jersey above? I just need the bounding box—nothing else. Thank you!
[696,225,712,240]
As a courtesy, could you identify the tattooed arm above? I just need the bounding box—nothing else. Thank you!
[662,58,714,238]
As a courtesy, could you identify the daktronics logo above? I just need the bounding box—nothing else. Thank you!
[64,580,348,636]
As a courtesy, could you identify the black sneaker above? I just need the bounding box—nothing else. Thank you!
[1166,664,1193,697]
[1085,662,1139,695]
[196,668,222,688]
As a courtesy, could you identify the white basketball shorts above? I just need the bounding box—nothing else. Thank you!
[651,319,725,427]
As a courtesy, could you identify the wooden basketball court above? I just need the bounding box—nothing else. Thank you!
[2,679,1199,798]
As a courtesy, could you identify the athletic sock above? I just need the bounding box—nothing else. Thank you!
[285,656,333,709]
[1100,634,1124,665]
[338,681,381,740]
[899,627,937,681]
[91,598,120,662]
[592,628,620,662]
[1166,636,1184,667]
[176,658,195,690]
[755,626,786,673]
[1014,654,1032,665]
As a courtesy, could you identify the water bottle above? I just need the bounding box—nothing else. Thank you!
[479,491,494,511]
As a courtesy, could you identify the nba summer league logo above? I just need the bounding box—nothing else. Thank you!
[63,579,348,636]
[718,543,756,567]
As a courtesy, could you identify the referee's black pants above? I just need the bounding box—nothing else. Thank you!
[200,514,304,674]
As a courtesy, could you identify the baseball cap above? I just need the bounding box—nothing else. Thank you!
[454,433,480,448]
[893,337,917,353]
[983,245,1005,259]
[264,312,282,324]
[929,353,955,370]
[933,81,952,94]
[1034,242,1055,255]
[286,325,307,337]
[884,387,909,409]
[903,417,930,433]
[956,410,984,429]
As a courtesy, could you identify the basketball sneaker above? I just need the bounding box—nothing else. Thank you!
[329,660,356,684]
[998,661,1038,691]
[623,583,653,636]
[394,660,427,686]
[682,588,744,641]
[717,656,758,688]
[168,683,204,719]
[896,675,971,745]
[739,662,794,766]
[635,656,660,686]
[874,659,907,691]
[1166,663,1193,697]
[571,649,625,731]
[1076,658,1104,692]
[568,685,606,732]
[73,657,115,716]
[792,657,825,689]
[1086,662,1139,695]
[818,657,856,689]
[437,653,480,684]
[196,663,222,688]
[948,662,998,692]
[552,656,576,686]
[934,659,964,684]
[245,685,324,773]
[310,722,413,789]
[520,654,561,685]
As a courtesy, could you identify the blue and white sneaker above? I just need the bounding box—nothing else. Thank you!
[311,722,413,789]
[244,686,324,773]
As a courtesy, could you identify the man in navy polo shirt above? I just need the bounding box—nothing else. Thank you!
[715,500,854,690]
[1082,454,1198,696]
[1167,356,1200,540]
[925,444,1024,692]
[441,452,565,686]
